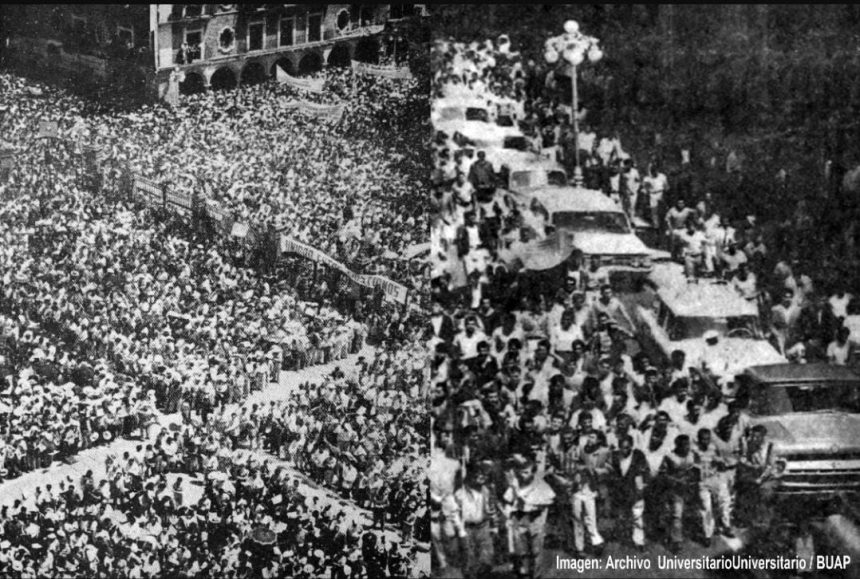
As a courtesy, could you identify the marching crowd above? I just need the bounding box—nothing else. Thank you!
[0,58,429,577]
[429,35,857,579]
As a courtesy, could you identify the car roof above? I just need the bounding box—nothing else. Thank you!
[456,124,518,141]
[656,282,759,318]
[434,96,489,111]
[517,187,626,214]
[743,363,860,384]
[504,157,566,173]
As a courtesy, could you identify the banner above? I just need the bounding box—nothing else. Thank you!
[206,200,227,222]
[276,66,324,93]
[38,120,58,139]
[280,235,408,303]
[132,174,163,207]
[165,187,193,214]
[351,60,413,81]
[231,222,249,238]
[361,275,409,304]
[297,101,345,122]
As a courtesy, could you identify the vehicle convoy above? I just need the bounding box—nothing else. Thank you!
[736,363,860,497]
[635,276,787,385]
[506,181,657,276]
[431,95,526,148]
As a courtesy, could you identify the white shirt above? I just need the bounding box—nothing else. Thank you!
[827,340,852,366]
[455,330,488,359]
[830,294,852,319]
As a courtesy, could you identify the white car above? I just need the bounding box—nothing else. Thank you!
[432,96,504,136]
[510,186,656,275]
[636,276,787,384]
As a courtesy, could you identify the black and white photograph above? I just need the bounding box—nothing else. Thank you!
[0,4,430,577]
[429,5,860,579]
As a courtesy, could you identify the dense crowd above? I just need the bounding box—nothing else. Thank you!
[0,59,428,576]
[0,420,419,578]
[429,34,857,579]
[184,346,430,545]
[11,68,430,293]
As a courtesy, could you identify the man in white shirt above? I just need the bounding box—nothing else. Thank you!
[454,315,488,361]
[453,466,495,579]
[827,327,853,366]
[679,221,707,279]
[659,379,691,426]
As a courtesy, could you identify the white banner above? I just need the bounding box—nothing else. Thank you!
[276,66,324,93]
[351,60,413,80]
[282,100,345,122]
[38,120,58,139]
[280,235,408,304]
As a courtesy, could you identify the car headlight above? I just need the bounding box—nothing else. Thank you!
[641,255,652,268]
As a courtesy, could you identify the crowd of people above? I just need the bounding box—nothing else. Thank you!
[175,346,430,546]
[0,50,429,576]
[429,34,857,579]
[86,67,427,293]
[0,419,420,578]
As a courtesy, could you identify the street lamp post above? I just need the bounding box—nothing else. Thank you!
[545,19,603,186]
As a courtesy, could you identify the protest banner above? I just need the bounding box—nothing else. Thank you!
[297,101,345,122]
[276,66,324,93]
[231,222,249,238]
[165,187,193,215]
[351,60,413,80]
[132,174,164,208]
[38,120,58,139]
[280,235,408,304]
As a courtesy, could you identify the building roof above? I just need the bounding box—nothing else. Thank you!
[744,363,860,384]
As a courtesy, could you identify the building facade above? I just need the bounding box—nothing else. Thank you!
[0,4,425,101]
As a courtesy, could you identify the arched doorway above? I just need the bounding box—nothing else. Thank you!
[271,57,294,78]
[354,37,379,64]
[327,44,351,68]
[297,52,323,76]
[240,62,266,86]
[210,67,237,91]
[179,71,205,95]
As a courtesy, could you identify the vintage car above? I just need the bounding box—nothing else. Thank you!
[635,277,787,383]
[498,157,569,191]
[432,96,522,141]
[509,185,657,276]
[736,363,860,497]
[447,123,537,173]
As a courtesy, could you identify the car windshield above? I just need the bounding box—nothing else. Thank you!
[666,315,761,341]
[437,107,464,122]
[750,382,860,415]
[510,170,568,189]
[503,136,529,151]
[553,211,630,234]
[465,107,490,122]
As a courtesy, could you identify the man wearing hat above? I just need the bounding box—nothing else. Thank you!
[502,456,555,579]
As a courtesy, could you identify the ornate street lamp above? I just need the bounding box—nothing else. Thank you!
[544,19,603,185]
